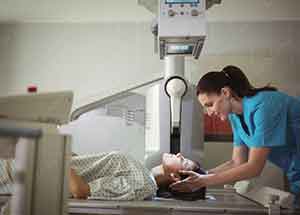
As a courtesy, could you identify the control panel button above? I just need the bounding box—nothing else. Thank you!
[168,9,176,17]
[191,9,199,16]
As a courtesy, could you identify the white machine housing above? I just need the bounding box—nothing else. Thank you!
[158,0,206,59]
[143,0,214,156]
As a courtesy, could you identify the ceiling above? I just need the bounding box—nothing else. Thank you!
[0,0,299,23]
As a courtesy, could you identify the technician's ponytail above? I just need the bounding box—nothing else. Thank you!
[196,65,277,97]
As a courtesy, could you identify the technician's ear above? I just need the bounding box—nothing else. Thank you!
[221,87,231,98]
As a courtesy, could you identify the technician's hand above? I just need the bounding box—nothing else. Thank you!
[169,170,207,192]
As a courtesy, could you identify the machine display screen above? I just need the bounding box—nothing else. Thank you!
[165,0,199,4]
[167,44,194,55]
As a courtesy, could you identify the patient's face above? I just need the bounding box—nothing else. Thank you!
[162,153,196,174]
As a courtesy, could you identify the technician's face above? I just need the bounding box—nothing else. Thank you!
[198,90,231,121]
[162,153,195,173]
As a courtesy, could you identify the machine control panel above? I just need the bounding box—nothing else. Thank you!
[162,0,202,17]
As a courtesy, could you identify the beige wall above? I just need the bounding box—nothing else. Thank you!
[0,23,163,109]
[202,141,233,170]
[190,21,300,96]
[0,21,299,110]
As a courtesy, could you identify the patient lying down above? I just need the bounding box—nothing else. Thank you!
[70,152,206,200]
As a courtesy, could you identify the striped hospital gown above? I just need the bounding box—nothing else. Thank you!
[71,152,157,200]
[0,160,13,194]
[0,151,157,201]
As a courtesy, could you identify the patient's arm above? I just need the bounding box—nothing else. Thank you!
[69,168,90,199]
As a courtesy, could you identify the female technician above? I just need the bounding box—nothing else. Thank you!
[170,65,300,205]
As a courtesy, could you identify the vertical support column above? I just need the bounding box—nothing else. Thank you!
[164,56,187,154]
[11,137,37,215]
[165,55,185,78]
[164,56,186,129]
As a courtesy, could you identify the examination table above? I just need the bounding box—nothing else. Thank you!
[68,189,298,215]
[1,188,298,215]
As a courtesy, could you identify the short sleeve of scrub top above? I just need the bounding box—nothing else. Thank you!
[247,93,288,148]
[229,92,289,149]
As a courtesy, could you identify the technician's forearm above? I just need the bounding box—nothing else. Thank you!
[205,162,262,186]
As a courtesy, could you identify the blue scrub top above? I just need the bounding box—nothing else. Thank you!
[228,91,300,196]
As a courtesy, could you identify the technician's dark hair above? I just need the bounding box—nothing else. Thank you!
[196,65,277,97]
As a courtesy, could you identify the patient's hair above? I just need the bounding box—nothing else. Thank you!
[157,163,207,201]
